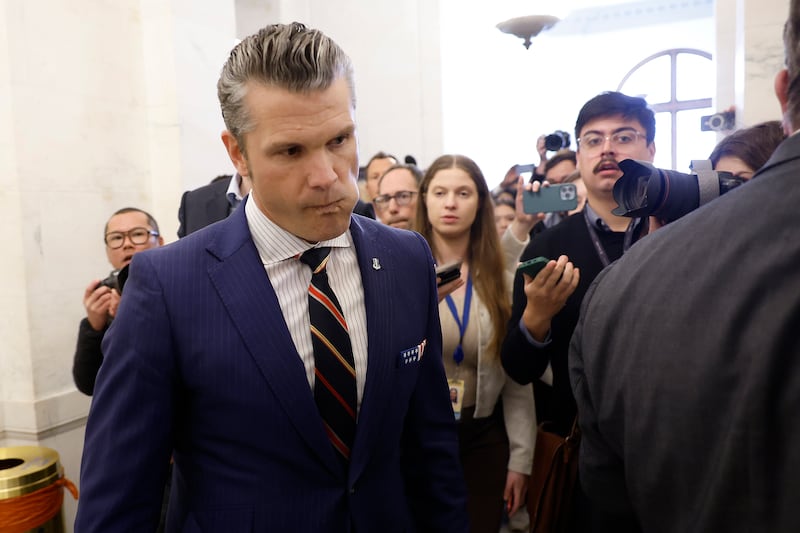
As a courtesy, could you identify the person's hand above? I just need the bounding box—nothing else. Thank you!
[500,165,521,190]
[504,470,529,517]
[509,176,544,240]
[107,289,121,319]
[537,135,548,161]
[83,281,113,331]
[520,255,580,341]
[436,277,465,303]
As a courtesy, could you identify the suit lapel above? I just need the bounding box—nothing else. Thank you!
[346,217,398,482]
[205,206,340,473]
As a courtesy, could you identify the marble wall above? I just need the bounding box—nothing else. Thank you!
[717,0,788,127]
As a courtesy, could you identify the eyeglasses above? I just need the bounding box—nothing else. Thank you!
[373,190,418,211]
[578,129,647,153]
[104,227,159,249]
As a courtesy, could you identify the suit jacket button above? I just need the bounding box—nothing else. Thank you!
[349,486,356,495]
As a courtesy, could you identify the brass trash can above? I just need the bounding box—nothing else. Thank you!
[0,446,70,533]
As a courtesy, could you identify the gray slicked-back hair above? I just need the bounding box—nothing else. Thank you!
[217,22,355,149]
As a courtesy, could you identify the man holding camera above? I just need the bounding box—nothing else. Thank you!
[72,207,163,395]
[501,92,655,530]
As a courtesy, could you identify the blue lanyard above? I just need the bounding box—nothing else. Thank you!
[444,276,472,365]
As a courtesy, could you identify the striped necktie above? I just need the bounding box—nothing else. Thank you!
[299,247,357,461]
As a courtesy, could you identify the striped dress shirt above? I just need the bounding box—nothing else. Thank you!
[245,197,369,413]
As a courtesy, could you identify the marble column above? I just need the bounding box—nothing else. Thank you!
[0,1,235,529]
[716,0,787,128]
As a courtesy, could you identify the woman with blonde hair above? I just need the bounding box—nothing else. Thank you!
[416,154,537,532]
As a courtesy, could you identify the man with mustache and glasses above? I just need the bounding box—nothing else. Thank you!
[501,92,655,531]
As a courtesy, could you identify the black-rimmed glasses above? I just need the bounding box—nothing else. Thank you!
[373,190,418,211]
[104,227,159,249]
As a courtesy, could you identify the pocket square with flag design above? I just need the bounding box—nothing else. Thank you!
[398,339,427,367]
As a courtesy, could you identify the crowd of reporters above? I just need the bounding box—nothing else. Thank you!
[73,11,797,531]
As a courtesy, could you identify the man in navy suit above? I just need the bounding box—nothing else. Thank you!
[76,22,468,532]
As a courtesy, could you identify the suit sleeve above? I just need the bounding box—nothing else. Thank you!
[568,268,633,515]
[75,253,176,532]
[400,231,469,532]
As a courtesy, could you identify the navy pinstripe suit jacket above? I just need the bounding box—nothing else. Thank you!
[76,200,468,532]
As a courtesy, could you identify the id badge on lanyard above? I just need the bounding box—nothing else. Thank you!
[445,276,472,421]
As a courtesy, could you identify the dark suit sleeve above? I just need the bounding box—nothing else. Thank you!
[400,232,469,532]
[72,318,106,395]
[75,253,176,531]
[568,269,634,516]
[501,239,557,384]
[177,190,189,238]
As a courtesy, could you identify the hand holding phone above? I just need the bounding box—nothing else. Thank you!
[435,261,462,287]
[517,256,550,279]
[522,183,578,214]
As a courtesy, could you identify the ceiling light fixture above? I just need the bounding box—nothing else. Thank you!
[496,15,560,49]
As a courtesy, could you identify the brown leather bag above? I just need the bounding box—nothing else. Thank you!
[527,418,581,533]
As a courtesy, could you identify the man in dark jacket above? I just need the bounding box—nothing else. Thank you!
[73,207,163,395]
[177,173,251,237]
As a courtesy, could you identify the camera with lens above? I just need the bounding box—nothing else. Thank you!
[700,110,735,132]
[612,159,746,224]
[99,265,130,293]
[544,130,571,151]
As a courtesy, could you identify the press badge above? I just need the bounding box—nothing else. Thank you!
[448,378,464,420]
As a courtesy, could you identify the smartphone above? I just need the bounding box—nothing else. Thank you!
[523,183,578,214]
[515,163,536,174]
[435,261,462,287]
[517,256,550,278]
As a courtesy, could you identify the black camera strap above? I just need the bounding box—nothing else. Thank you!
[583,208,640,268]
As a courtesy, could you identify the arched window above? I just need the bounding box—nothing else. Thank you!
[618,48,714,170]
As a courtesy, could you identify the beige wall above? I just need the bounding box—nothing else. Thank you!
[716,0,787,129]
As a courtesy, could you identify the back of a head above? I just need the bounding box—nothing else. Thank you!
[575,92,656,143]
[785,0,800,129]
[217,23,354,146]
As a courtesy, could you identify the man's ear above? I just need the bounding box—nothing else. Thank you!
[646,141,656,160]
[221,131,249,177]
[774,69,793,135]
[775,68,790,113]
